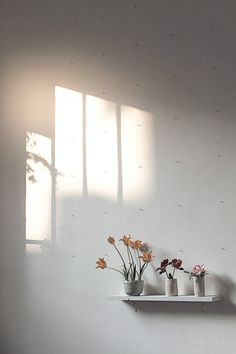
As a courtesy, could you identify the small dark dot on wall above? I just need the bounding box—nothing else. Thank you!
[139,208,144,211]
[214,108,221,112]
[170,32,175,37]
[177,204,183,207]
[138,165,143,168]
[179,249,184,253]
[136,83,141,86]
[72,255,75,258]
[104,211,108,215]
[103,130,107,134]
[219,200,224,203]
[210,22,215,26]
[70,61,75,65]
[102,91,107,95]
[221,247,227,251]
[212,65,216,70]
[71,214,75,218]
[135,43,139,47]
[174,116,180,120]
[134,5,137,9]
[217,154,223,158]
[101,52,106,56]
[172,75,177,79]
[176,160,181,164]
[137,124,142,127]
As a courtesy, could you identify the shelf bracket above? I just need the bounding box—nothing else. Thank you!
[129,300,138,312]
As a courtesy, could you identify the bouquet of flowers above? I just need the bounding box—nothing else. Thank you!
[96,235,153,281]
[155,258,184,279]
[184,264,208,278]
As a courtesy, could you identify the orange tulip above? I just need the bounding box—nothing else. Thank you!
[132,240,142,250]
[139,251,153,263]
[120,235,131,246]
[96,258,107,269]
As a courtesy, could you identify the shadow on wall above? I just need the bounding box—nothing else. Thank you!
[122,296,236,316]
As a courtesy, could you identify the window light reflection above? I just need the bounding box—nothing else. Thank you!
[25,132,51,253]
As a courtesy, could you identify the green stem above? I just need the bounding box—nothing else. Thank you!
[126,246,138,280]
[127,246,135,266]
[140,263,148,279]
[173,268,176,278]
[137,249,141,274]
[113,244,127,271]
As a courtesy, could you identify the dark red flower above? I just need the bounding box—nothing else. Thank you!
[161,259,170,268]
[156,266,166,274]
[156,259,170,274]
[172,258,183,269]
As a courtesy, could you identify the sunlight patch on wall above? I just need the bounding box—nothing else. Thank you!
[86,95,118,201]
[55,86,83,196]
[121,105,155,203]
[54,86,155,203]
[26,132,51,253]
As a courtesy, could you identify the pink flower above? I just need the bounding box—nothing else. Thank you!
[192,264,206,276]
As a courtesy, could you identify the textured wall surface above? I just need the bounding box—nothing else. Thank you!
[1,1,236,353]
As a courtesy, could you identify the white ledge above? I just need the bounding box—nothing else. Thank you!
[108,295,221,302]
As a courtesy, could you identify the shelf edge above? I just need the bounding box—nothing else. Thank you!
[107,295,221,302]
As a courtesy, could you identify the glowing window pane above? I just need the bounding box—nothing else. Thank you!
[86,95,118,201]
[26,132,51,248]
[55,86,83,196]
[121,106,154,203]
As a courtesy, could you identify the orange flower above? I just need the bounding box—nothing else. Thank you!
[120,235,131,246]
[139,251,153,263]
[107,236,115,245]
[130,240,142,250]
[96,258,107,269]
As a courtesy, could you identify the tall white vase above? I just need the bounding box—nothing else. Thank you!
[193,276,205,296]
[165,278,178,296]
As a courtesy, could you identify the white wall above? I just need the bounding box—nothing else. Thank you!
[1,1,236,353]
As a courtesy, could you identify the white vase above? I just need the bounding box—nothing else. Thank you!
[165,278,178,296]
[193,276,205,296]
[124,280,144,296]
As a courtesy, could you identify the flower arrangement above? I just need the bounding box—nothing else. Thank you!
[184,264,207,278]
[96,235,153,281]
[155,258,184,279]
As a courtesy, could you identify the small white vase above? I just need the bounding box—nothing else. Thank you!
[165,278,178,296]
[193,276,205,296]
[124,280,144,296]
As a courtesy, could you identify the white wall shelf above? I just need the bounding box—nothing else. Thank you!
[108,295,221,302]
